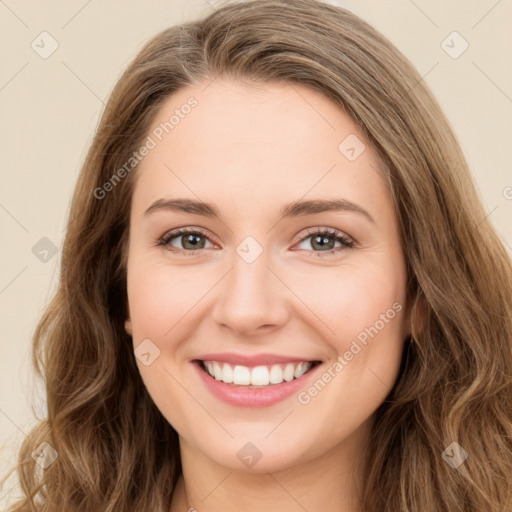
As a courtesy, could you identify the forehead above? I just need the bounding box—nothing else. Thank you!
[131,78,388,218]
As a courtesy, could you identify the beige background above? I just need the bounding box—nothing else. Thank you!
[1,0,511,505]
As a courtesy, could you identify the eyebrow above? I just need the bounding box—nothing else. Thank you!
[143,197,375,224]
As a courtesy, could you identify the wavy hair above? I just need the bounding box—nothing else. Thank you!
[2,0,512,510]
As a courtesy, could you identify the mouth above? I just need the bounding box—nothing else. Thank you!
[194,359,323,388]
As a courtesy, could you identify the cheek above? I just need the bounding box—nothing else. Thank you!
[127,257,205,339]
[288,261,407,349]
[291,265,407,438]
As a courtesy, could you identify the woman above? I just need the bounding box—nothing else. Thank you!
[3,0,511,510]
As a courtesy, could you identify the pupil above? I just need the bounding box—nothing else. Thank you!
[313,234,334,251]
[184,234,203,249]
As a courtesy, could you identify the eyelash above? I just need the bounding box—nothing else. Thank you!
[156,227,354,258]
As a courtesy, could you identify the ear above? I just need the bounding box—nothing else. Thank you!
[124,301,133,336]
[125,318,133,336]
[405,289,426,339]
[124,296,133,336]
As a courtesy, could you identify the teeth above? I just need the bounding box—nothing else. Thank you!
[233,365,251,385]
[205,361,214,375]
[283,363,295,382]
[222,363,233,383]
[213,361,223,380]
[294,362,309,379]
[251,366,269,385]
[202,360,315,386]
[269,364,283,384]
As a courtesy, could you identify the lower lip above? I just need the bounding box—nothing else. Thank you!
[193,361,321,408]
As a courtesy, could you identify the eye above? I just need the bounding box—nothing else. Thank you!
[157,227,214,255]
[292,227,354,257]
[157,227,354,257]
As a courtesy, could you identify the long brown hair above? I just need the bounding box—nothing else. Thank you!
[2,0,512,510]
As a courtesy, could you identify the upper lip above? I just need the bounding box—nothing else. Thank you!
[193,352,321,367]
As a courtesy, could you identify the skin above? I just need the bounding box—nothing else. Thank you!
[124,77,412,512]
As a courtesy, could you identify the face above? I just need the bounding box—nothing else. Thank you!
[124,78,411,472]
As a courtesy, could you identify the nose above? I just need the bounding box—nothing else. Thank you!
[211,248,289,338]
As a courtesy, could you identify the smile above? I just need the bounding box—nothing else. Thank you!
[192,356,323,408]
[199,360,319,387]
